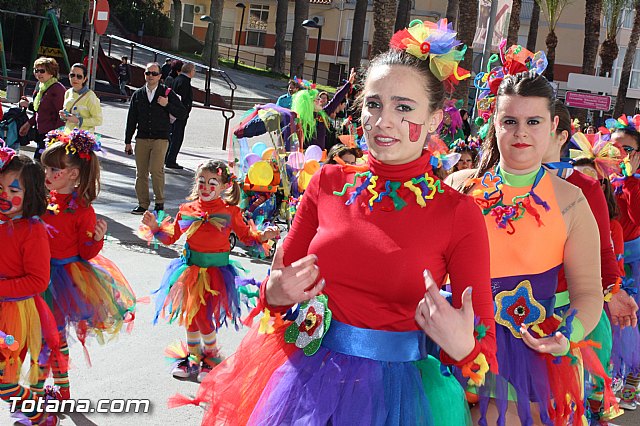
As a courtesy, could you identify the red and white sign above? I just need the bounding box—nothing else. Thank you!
[564,91,612,111]
[89,0,110,35]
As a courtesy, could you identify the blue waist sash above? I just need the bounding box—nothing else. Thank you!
[51,255,82,266]
[625,235,640,263]
[321,319,435,362]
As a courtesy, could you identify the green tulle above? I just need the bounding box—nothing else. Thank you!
[585,309,612,396]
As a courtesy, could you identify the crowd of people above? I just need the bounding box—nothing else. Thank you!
[1,17,640,426]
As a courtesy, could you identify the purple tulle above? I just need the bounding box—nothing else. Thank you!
[248,346,432,425]
[47,262,94,325]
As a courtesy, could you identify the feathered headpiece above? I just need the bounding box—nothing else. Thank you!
[569,132,623,179]
[437,99,463,145]
[0,139,16,172]
[474,41,548,127]
[293,76,316,90]
[603,114,640,135]
[389,19,470,91]
[45,128,102,161]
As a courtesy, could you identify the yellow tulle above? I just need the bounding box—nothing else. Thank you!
[0,300,42,384]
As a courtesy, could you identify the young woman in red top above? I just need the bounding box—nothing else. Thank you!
[0,151,63,425]
[140,160,279,383]
[175,20,498,426]
[36,130,137,401]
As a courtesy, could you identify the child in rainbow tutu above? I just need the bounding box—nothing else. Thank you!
[139,159,279,382]
[33,129,137,401]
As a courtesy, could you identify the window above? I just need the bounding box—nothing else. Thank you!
[613,46,640,90]
[182,4,194,35]
[621,7,636,29]
[246,4,269,47]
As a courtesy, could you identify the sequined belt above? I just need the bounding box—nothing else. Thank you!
[321,319,436,362]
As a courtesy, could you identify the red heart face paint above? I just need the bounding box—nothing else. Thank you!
[402,118,425,143]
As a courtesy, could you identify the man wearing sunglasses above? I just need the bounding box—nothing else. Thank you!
[124,62,187,215]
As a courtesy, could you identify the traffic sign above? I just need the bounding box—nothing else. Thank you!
[564,91,612,111]
[89,0,110,35]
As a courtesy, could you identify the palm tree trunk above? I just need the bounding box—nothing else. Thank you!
[615,3,640,116]
[582,0,602,75]
[526,0,540,51]
[543,29,558,81]
[395,0,412,32]
[349,0,369,69]
[372,0,398,57]
[290,0,309,78]
[445,0,460,27]
[453,0,478,105]
[273,0,288,74]
[171,0,182,51]
[507,0,522,47]
[349,0,368,70]
[598,38,619,77]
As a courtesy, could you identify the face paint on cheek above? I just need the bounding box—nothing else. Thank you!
[11,196,22,208]
[362,113,373,131]
[401,118,425,143]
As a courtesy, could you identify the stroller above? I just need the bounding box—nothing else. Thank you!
[0,107,30,150]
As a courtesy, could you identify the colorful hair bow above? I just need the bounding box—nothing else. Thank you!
[0,139,16,172]
[293,76,316,90]
[46,129,102,160]
[389,19,470,89]
[569,132,623,179]
[474,41,548,127]
[603,114,640,134]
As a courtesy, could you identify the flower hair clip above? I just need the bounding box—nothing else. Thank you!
[46,129,102,161]
[293,76,316,90]
[452,137,480,151]
[0,139,16,171]
[389,19,470,90]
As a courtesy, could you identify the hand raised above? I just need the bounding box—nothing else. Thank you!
[415,270,475,361]
[265,243,324,307]
[141,210,159,230]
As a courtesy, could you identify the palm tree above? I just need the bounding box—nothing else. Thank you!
[203,0,223,68]
[395,0,412,32]
[526,0,540,51]
[537,0,571,81]
[599,0,631,77]
[582,0,603,76]
[372,0,398,57]
[290,0,309,78]
[453,0,478,105]
[171,0,182,51]
[273,0,288,74]
[507,0,522,47]
[446,0,459,27]
[614,1,640,116]
[349,0,369,70]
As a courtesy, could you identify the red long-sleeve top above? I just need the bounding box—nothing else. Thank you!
[41,192,103,260]
[157,198,261,251]
[611,218,625,275]
[0,218,51,298]
[617,176,640,242]
[556,170,618,292]
[265,152,497,367]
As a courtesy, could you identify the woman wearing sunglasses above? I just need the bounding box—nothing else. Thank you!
[58,63,103,133]
[19,57,66,160]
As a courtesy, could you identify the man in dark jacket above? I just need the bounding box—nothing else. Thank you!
[125,62,187,214]
[165,62,195,169]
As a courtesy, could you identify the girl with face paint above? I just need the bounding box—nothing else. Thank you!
[34,131,137,402]
[0,151,65,425]
[140,159,279,383]
[182,20,498,426]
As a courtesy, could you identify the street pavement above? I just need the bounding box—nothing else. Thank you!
[1,100,639,425]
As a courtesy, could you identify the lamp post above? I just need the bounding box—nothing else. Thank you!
[234,3,246,69]
[200,14,215,106]
[302,17,323,83]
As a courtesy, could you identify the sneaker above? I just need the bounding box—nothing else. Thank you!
[197,352,222,383]
[165,163,184,170]
[154,203,164,212]
[172,358,199,378]
[619,385,637,410]
[131,206,146,215]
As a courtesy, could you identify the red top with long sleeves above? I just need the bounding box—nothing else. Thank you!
[617,176,640,242]
[41,191,103,260]
[270,151,497,367]
[611,218,625,274]
[158,198,261,251]
[0,218,51,298]
[556,170,618,291]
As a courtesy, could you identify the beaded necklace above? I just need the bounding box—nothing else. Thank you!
[471,166,550,234]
